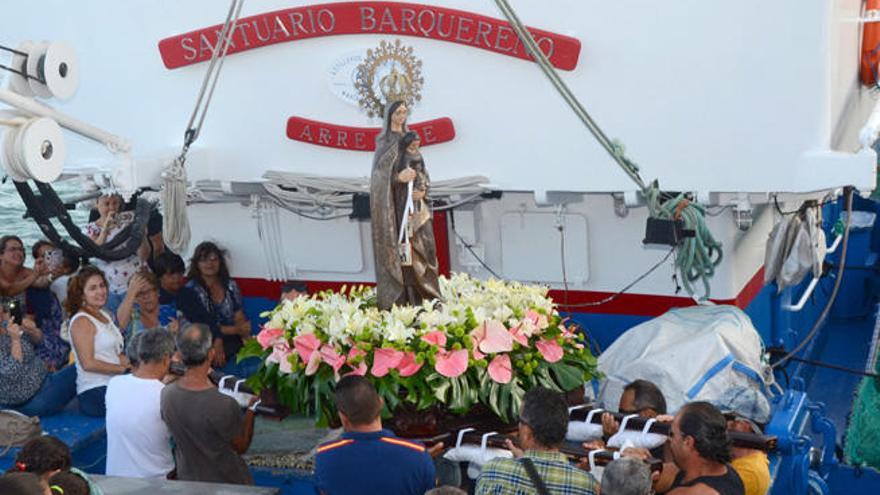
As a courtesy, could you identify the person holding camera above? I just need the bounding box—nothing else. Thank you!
[66,265,129,417]
[84,194,149,314]
[0,304,76,416]
[27,241,71,371]
[160,323,256,485]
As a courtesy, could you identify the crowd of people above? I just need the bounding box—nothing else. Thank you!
[1,194,772,495]
[309,376,767,495]
[0,194,264,418]
[1,435,96,495]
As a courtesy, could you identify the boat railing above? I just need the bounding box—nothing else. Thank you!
[782,233,843,312]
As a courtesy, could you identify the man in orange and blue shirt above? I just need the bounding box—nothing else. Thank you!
[314,375,437,495]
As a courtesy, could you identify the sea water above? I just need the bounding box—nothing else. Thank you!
[0,178,90,258]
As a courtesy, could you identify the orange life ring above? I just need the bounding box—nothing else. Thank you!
[862,0,880,86]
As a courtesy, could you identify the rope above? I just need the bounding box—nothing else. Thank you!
[492,0,722,298]
[260,171,489,218]
[162,0,243,254]
[644,187,722,298]
[492,0,646,192]
[161,157,190,253]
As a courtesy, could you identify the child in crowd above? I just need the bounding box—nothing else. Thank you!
[280,280,308,303]
[48,471,90,495]
[0,472,47,495]
[9,436,71,484]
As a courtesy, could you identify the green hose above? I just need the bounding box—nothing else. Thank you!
[645,185,723,299]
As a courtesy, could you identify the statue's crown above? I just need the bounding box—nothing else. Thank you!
[379,66,411,105]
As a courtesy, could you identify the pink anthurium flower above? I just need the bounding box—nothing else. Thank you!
[509,325,530,347]
[536,338,564,363]
[435,349,469,378]
[256,327,284,350]
[267,343,294,374]
[421,330,448,348]
[525,309,549,331]
[293,333,321,363]
[472,348,486,361]
[320,345,346,373]
[371,348,404,377]
[305,350,322,376]
[396,351,423,377]
[471,320,513,354]
[488,354,513,384]
[343,361,368,378]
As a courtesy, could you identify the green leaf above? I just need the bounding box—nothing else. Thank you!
[534,365,557,390]
[449,376,465,411]
[549,362,584,392]
[433,380,451,403]
[237,338,268,361]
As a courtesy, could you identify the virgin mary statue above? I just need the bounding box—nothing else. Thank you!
[370,101,442,310]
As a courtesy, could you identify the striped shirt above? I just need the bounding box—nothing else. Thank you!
[476,450,599,495]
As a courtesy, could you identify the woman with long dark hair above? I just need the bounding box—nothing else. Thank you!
[178,241,255,376]
[67,265,128,416]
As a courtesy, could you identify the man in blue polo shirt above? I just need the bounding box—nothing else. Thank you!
[315,375,437,494]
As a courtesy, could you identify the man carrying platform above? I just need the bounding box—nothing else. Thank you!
[160,323,257,485]
[667,402,744,495]
[477,387,599,495]
[314,375,437,495]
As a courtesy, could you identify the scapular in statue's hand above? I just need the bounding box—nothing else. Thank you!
[398,168,416,183]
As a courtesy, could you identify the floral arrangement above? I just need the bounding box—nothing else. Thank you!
[239,273,597,425]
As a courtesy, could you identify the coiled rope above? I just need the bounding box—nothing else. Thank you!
[162,0,243,253]
[261,171,489,218]
[493,0,722,298]
[644,187,722,297]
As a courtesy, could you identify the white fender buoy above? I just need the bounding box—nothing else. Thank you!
[1,127,28,182]
[26,41,53,98]
[8,41,36,97]
[4,118,66,183]
[41,42,80,100]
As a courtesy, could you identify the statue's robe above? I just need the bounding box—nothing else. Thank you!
[370,136,441,309]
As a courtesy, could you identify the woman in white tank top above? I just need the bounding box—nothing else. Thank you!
[66,265,129,417]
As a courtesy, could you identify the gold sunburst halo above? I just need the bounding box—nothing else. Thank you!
[355,39,424,118]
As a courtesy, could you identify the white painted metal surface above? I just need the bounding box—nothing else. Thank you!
[1,1,874,299]
[1,0,875,192]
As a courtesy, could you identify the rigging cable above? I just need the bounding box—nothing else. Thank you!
[492,0,721,298]
[449,211,501,278]
[162,0,244,253]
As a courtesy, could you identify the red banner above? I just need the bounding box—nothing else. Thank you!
[286,116,455,151]
[159,2,581,70]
